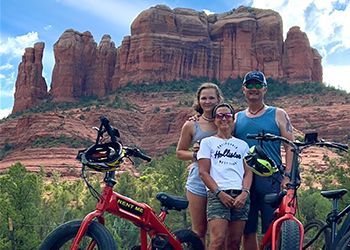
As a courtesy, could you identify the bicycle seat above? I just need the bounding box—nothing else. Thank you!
[264,190,287,208]
[321,189,348,199]
[156,192,189,211]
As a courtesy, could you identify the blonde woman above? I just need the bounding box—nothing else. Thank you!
[176,83,223,244]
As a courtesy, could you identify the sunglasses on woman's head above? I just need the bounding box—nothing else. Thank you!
[244,82,265,89]
[215,113,233,120]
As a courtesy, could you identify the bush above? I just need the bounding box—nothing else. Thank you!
[0,142,14,160]
[31,135,93,148]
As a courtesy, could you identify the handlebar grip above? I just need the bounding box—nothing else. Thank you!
[246,134,259,139]
[333,142,348,151]
[134,149,152,162]
[124,147,152,162]
[100,116,119,142]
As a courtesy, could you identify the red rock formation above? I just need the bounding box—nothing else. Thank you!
[112,6,319,88]
[12,5,323,112]
[91,35,117,97]
[283,26,322,83]
[50,29,97,102]
[12,42,48,113]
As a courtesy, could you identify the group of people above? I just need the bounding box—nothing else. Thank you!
[176,71,294,250]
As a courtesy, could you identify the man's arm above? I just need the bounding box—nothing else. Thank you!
[276,108,294,185]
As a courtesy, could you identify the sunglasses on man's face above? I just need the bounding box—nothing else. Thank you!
[244,82,266,89]
[215,113,234,120]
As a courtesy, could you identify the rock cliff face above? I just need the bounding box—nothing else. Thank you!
[1,92,349,177]
[12,5,322,113]
[12,42,48,113]
[283,26,322,83]
[50,30,117,102]
[112,5,321,87]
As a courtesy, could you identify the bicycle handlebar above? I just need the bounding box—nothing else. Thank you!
[100,116,120,143]
[94,116,152,163]
[247,133,348,152]
[124,147,152,162]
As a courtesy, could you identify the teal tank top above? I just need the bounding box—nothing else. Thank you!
[234,107,282,166]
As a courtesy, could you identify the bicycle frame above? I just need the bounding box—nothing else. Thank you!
[333,205,350,246]
[302,192,350,249]
[260,142,304,250]
[251,132,349,250]
[70,172,182,250]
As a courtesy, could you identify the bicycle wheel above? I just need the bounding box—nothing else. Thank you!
[170,229,204,250]
[39,219,117,250]
[336,230,350,250]
[303,219,329,250]
[278,220,301,250]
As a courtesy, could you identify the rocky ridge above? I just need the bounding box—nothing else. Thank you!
[1,91,349,178]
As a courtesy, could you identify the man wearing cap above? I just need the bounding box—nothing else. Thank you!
[234,70,294,250]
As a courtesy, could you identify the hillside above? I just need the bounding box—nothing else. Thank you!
[1,80,349,177]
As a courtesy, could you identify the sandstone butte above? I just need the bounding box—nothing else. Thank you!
[12,5,322,113]
[1,5,349,181]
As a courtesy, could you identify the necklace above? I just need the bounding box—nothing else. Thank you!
[202,115,214,122]
[248,104,265,115]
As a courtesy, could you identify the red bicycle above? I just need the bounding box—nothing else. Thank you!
[247,132,348,250]
[39,116,204,250]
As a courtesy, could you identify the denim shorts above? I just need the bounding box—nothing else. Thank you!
[185,163,207,197]
[207,189,250,222]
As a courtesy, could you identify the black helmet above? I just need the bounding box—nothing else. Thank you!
[80,142,124,172]
[243,71,267,86]
[244,145,278,176]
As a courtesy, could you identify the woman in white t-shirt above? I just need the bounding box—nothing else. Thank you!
[198,103,252,250]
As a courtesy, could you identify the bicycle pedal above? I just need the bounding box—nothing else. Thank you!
[152,235,170,249]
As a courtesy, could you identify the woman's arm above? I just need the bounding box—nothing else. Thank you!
[198,158,217,192]
[176,121,196,161]
[232,161,252,208]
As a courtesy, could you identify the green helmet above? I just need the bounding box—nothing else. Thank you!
[244,145,278,177]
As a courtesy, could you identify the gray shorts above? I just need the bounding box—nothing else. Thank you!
[207,189,250,222]
[185,163,207,197]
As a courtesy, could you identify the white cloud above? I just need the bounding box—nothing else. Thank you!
[0,85,15,97]
[251,0,350,59]
[203,9,214,15]
[1,71,16,88]
[0,63,13,71]
[323,64,350,92]
[0,108,11,119]
[44,25,53,31]
[0,32,40,58]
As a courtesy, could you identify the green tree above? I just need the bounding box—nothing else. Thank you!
[0,163,44,249]
[300,149,350,223]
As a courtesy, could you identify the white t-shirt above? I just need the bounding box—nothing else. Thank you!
[197,136,249,190]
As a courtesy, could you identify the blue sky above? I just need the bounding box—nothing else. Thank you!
[1,0,350,118]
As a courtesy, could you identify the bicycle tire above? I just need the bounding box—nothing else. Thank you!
[279,220,301,250]
[263,243,272,250]
[303,219,329,250]
[336,230,350,250]
[157,229,203,250]
[39,219,117,250]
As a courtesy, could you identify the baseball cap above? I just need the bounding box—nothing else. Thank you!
[243,71,267,86]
